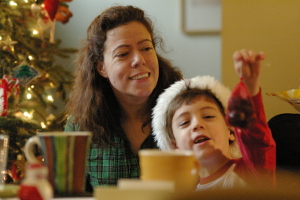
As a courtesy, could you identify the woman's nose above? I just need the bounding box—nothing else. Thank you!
[131,51,146,67]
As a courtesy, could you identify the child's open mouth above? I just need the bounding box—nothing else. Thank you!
[194,136,210,144]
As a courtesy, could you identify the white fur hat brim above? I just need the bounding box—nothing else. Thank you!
[152,75,231,150]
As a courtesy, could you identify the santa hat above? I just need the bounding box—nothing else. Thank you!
[152,75,231,150]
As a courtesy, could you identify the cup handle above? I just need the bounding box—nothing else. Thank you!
[24,136,41,164]
[191,158,201,189]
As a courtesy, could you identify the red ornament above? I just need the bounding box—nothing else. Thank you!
[43,0,60,21]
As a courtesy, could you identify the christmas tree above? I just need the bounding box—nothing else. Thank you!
[0,0,76,181]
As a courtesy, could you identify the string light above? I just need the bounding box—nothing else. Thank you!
[41,122,46,129]
[28,55,34,60]
[47,95,54,102]
[27,87,32,99]
[32,29,39,35]
[9,1,17,6]
[23,112,32,118]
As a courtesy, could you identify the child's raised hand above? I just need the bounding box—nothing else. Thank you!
[233,49,266,96]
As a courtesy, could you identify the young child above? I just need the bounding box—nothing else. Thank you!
[152,49,276,190]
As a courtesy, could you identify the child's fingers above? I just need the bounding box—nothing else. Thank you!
[233,50,244,62]
[234,49,265,63]
[255,52,266,62]
[240,49,256,63]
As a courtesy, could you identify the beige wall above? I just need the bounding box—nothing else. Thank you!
[222,0,300,120]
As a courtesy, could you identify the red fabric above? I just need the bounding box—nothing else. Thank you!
[44,0,60,20]
[233,90,276,186]
[199,90,276,188]
[18,185,43,200]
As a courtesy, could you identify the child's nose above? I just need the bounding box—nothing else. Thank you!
[131,51,146,67]
[192,118,204,131]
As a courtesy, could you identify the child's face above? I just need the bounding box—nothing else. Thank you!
[171,96,235,161]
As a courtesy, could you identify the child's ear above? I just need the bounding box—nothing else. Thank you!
[97,62,108,78]
[229,127,236,142]
[171,139,178,149]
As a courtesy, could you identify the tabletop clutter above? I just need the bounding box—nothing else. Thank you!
[1,131,196,200]
[1,139,197,200]
[15,131,92,200]
[267,88,300,112]
[94,149,199,200]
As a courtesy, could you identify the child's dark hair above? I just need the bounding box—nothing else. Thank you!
[165,87,226,140]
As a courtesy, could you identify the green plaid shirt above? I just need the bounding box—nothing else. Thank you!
[64,118,158,187]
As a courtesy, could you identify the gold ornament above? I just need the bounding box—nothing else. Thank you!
[1,36,18,52]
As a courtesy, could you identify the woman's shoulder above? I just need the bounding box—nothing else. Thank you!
[64,115,80,131]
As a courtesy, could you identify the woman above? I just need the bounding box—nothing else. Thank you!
[64,5,183,189]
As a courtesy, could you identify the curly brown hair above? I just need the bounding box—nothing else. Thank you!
[65,5,183,146]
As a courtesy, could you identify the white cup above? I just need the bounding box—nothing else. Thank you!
[0,134,9,190]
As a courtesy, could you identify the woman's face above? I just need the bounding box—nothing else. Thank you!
[98,21,159,103]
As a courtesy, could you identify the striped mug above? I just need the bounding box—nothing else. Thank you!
[24,132,92,195]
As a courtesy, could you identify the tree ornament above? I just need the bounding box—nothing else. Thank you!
[0,75,20,117]
[37,15,52,31]
[39,6,55,43]
[10,154,26,182]
[30,3,42,18]
[54,0,73,24]
[43,0,60,21]
[0,77,8,117]
[226,79,256,129]
[13,61,40,87]
[1,35,18,52]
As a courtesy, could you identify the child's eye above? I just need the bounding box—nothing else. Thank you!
[204,115,215,119]
[179,121,190,127]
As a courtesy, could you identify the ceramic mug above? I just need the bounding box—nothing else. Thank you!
[24,131,92,195]
[139,149,200,192]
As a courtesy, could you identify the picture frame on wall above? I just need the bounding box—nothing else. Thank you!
[181,0,221,34]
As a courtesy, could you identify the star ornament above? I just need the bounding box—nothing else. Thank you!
[1,36,18,52]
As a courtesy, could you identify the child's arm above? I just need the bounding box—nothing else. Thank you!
[232,49,276,186]
[233,49,265,96]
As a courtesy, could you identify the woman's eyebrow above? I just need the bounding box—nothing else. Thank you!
[112,44,130,55]
[137,39,152,45]
[111,39,152,55]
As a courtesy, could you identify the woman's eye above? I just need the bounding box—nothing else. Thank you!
[115,52,128,58]
[141,46,153,51]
